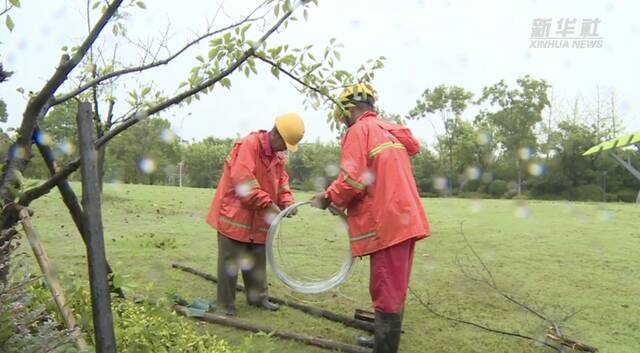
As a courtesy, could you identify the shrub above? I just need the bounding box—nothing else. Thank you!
[1,271,75,353]
[26,277,258,353]
[616,188,638,203]
[488,180,508,198]
[568,184,604,202]
[458,192,490,199]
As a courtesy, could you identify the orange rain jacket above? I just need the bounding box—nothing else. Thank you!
[207,131,294,244]
[325,112,430,257]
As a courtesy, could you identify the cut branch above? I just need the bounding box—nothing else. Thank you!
[174,305,371,353]
[172,263,374,333]
[408,287,559,351]
[457,222,552,324]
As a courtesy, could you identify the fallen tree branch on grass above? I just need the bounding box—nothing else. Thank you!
[171,263,374,333]
[174,305,371,353]
[410,222,598,352]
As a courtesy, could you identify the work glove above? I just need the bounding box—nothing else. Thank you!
[310,192,331,209]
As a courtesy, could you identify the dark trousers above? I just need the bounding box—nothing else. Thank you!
[217,232,268,311]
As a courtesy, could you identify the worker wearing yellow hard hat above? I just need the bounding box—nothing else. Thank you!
[206,112,305,316]
[312,83,430,353]
[275,112,305,152]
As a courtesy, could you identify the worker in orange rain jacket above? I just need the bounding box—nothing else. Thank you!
[311,84,430,353]
[207,113,305,316]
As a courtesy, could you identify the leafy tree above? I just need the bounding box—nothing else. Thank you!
[106,117,180,185]
[477,76,550,194]
[409,85,473,194]
[287,142,340,190]
[182,137,234,188]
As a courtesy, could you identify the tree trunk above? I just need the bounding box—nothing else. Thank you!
[516,156,522,195]
[76,102,116,353]
[97,145,106,192]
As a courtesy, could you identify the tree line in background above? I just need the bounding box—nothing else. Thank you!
[1,75,637,202]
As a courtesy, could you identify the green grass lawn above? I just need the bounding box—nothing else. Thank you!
[21,182,640,353]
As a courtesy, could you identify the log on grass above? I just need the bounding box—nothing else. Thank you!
[171,263,374,333]
[174,305,371,353]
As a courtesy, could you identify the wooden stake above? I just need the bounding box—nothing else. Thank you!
[174,305,371,353]
[172,263,374,332]
[19,209,87,351]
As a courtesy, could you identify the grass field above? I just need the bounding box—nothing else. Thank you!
[21,182,640,353]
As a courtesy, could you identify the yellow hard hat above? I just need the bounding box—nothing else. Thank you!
[333,83,376,122]
[338,83,376,106]
[275,112,305,152]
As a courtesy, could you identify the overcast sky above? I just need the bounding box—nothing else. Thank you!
[1,0,638,147]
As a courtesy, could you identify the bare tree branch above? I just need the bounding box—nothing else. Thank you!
[0,4,13,18]
[52,3,269,107]
[253,54,340,106]
[409,287,559,351]
[457,222,552,323]
[18,160,81,205]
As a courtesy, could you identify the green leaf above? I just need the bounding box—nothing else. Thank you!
[210,38,223,46]
[268,46,282,58]
[247,57,257,74]
[141,87,151,96]
[223,32,232,44]
[9,0,20,8]
[208,48,218,60]
[220,78,231,89]
[329,38,336,45]
[333,50,341,60]
[274,2,280,17]
[136,1,146,9]
[195,55,205,63]
[303,9,308,21]
[5,15,14,32]
[16,87,24,94]
[92,1,100,10]
[271,66,280,79]
[244,66,250,78]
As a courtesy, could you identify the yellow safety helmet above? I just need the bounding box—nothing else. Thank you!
[275,112,305,152]
[333,83,376,122]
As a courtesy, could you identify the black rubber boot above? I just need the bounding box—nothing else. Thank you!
[356,335,374,348]
[248,297,280,311]
[373,311,403,353]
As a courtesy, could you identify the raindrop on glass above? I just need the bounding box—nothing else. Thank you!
[518,147,532,160]
[160,129,177,143]
[466,166,481,180]
[362,170,375,186]
[58,140,76,156]
[138,158,157,174]
[528,163,544,176]
[433,177,448,191]
[325,164,340,177]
